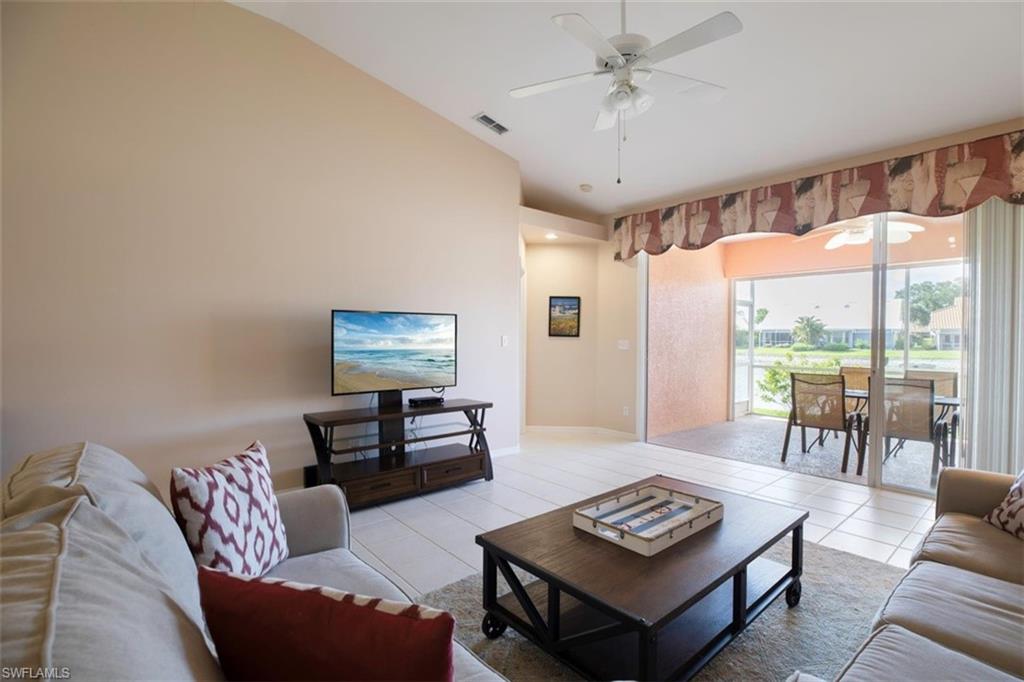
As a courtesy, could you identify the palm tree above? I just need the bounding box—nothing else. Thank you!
[792,315,827,346]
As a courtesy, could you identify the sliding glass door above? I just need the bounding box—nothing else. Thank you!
[873,213,965,494]
[734,281,754,418]
[721,212,967,494]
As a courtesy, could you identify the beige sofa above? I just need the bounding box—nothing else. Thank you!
[830,468,1024,681]
[0,442,502,681]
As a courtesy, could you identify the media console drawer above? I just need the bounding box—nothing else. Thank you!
[343,469,419,506]
[421,455,484,490]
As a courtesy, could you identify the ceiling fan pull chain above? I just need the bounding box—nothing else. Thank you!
[617,115,623,184]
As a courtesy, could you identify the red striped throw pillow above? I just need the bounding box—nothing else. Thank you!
[198,567,455,681]
[170,441,289,576]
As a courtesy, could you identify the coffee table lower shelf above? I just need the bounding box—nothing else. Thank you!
[479,526,803,681]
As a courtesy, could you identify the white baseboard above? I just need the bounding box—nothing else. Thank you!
[489,445,520,458]
[523,425,639,439]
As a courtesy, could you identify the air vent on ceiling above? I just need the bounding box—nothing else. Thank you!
[472,112,509,135]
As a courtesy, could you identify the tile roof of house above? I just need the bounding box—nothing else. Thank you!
[927,298,963,331]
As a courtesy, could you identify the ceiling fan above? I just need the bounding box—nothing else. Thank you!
[797,217,925,250]
[509,2,742,131]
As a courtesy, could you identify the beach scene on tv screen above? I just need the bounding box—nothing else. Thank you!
[333,312,456,394]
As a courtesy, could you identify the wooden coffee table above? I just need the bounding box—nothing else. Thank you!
[475,475,808,681]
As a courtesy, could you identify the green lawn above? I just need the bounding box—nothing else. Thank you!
[750,347,960,361]
[752,407,790,418]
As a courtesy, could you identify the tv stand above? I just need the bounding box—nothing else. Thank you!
[375,390,404,459]
[302,398,493,509]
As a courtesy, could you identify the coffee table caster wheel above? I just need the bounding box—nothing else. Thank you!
[786,579,802,608]
[482,613,507,639]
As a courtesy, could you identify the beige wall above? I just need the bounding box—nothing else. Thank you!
[524,242,636,432]
[595,242,638,433]
[525,244,597,427]
[1,2,522,490]
[646,244,729,437]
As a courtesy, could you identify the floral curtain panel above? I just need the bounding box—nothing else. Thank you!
[612,129,1024,260]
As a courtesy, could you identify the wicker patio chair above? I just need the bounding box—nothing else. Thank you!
[840,365,871,414]
[781,373,859,474]
[905,369,958,398]
[862,378,950,486]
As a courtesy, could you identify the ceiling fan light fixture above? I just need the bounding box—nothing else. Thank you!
[609,85,633,110]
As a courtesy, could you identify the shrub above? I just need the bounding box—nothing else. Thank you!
[822,342,850,352]
[913,337,936,351]
[790,343,816,352]
[756,353,840,406]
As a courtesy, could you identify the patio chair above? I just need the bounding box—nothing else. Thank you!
[781,373,859,474]
[905,369,958,398]
[905,369,960,467]
[840,365,871,414]
[861,378,950,486]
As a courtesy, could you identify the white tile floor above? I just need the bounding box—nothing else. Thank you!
[349,431,935,599]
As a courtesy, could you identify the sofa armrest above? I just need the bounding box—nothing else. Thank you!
[276,485,351,556]
[935,468,1014,519]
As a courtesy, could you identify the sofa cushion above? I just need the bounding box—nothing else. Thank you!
[0,497,222,680]
[170,441,288,576]
[873,561,1024,677]
[2,442,204,626]
[837,624,1016,682]
[199,568,454,681]
[912,512,1024,584]
[267,548,410,602]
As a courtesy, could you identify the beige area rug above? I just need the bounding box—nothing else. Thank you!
[421,538,904,681]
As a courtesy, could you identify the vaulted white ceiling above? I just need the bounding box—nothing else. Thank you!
[237,2,1024,219]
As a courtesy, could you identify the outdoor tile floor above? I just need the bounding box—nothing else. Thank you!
[349,431,935,599]
[650,415,941,492]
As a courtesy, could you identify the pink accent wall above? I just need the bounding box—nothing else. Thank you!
[646,244,730,438]
[723,215,963,279]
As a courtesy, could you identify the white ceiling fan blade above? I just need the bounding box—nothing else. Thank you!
[651,69,726,103]
[594,105,618,131]
[509,70,609,98]
[824,232,854,250]
[642,11,743,65]
[552,14,625,67]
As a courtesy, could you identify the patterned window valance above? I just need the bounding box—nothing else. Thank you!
[612,129,1024,260]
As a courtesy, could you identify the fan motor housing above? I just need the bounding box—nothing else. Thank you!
[596,33,652,69]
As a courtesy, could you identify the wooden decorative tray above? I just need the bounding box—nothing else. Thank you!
[573,483,723,556]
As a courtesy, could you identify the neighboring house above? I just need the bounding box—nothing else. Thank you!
[926,298,963,350]
[756,297,908,349]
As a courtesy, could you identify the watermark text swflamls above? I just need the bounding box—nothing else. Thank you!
[1,668,72,680]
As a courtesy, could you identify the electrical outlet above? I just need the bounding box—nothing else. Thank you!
[622,406,630,416]
[500,335,509,347]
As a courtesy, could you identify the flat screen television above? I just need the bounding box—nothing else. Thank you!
[332,310,457,396]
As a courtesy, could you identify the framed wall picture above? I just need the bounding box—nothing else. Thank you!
[548,296,581,337]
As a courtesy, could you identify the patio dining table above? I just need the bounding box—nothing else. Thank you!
[843,388,960,468]
[844,388,959,419]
